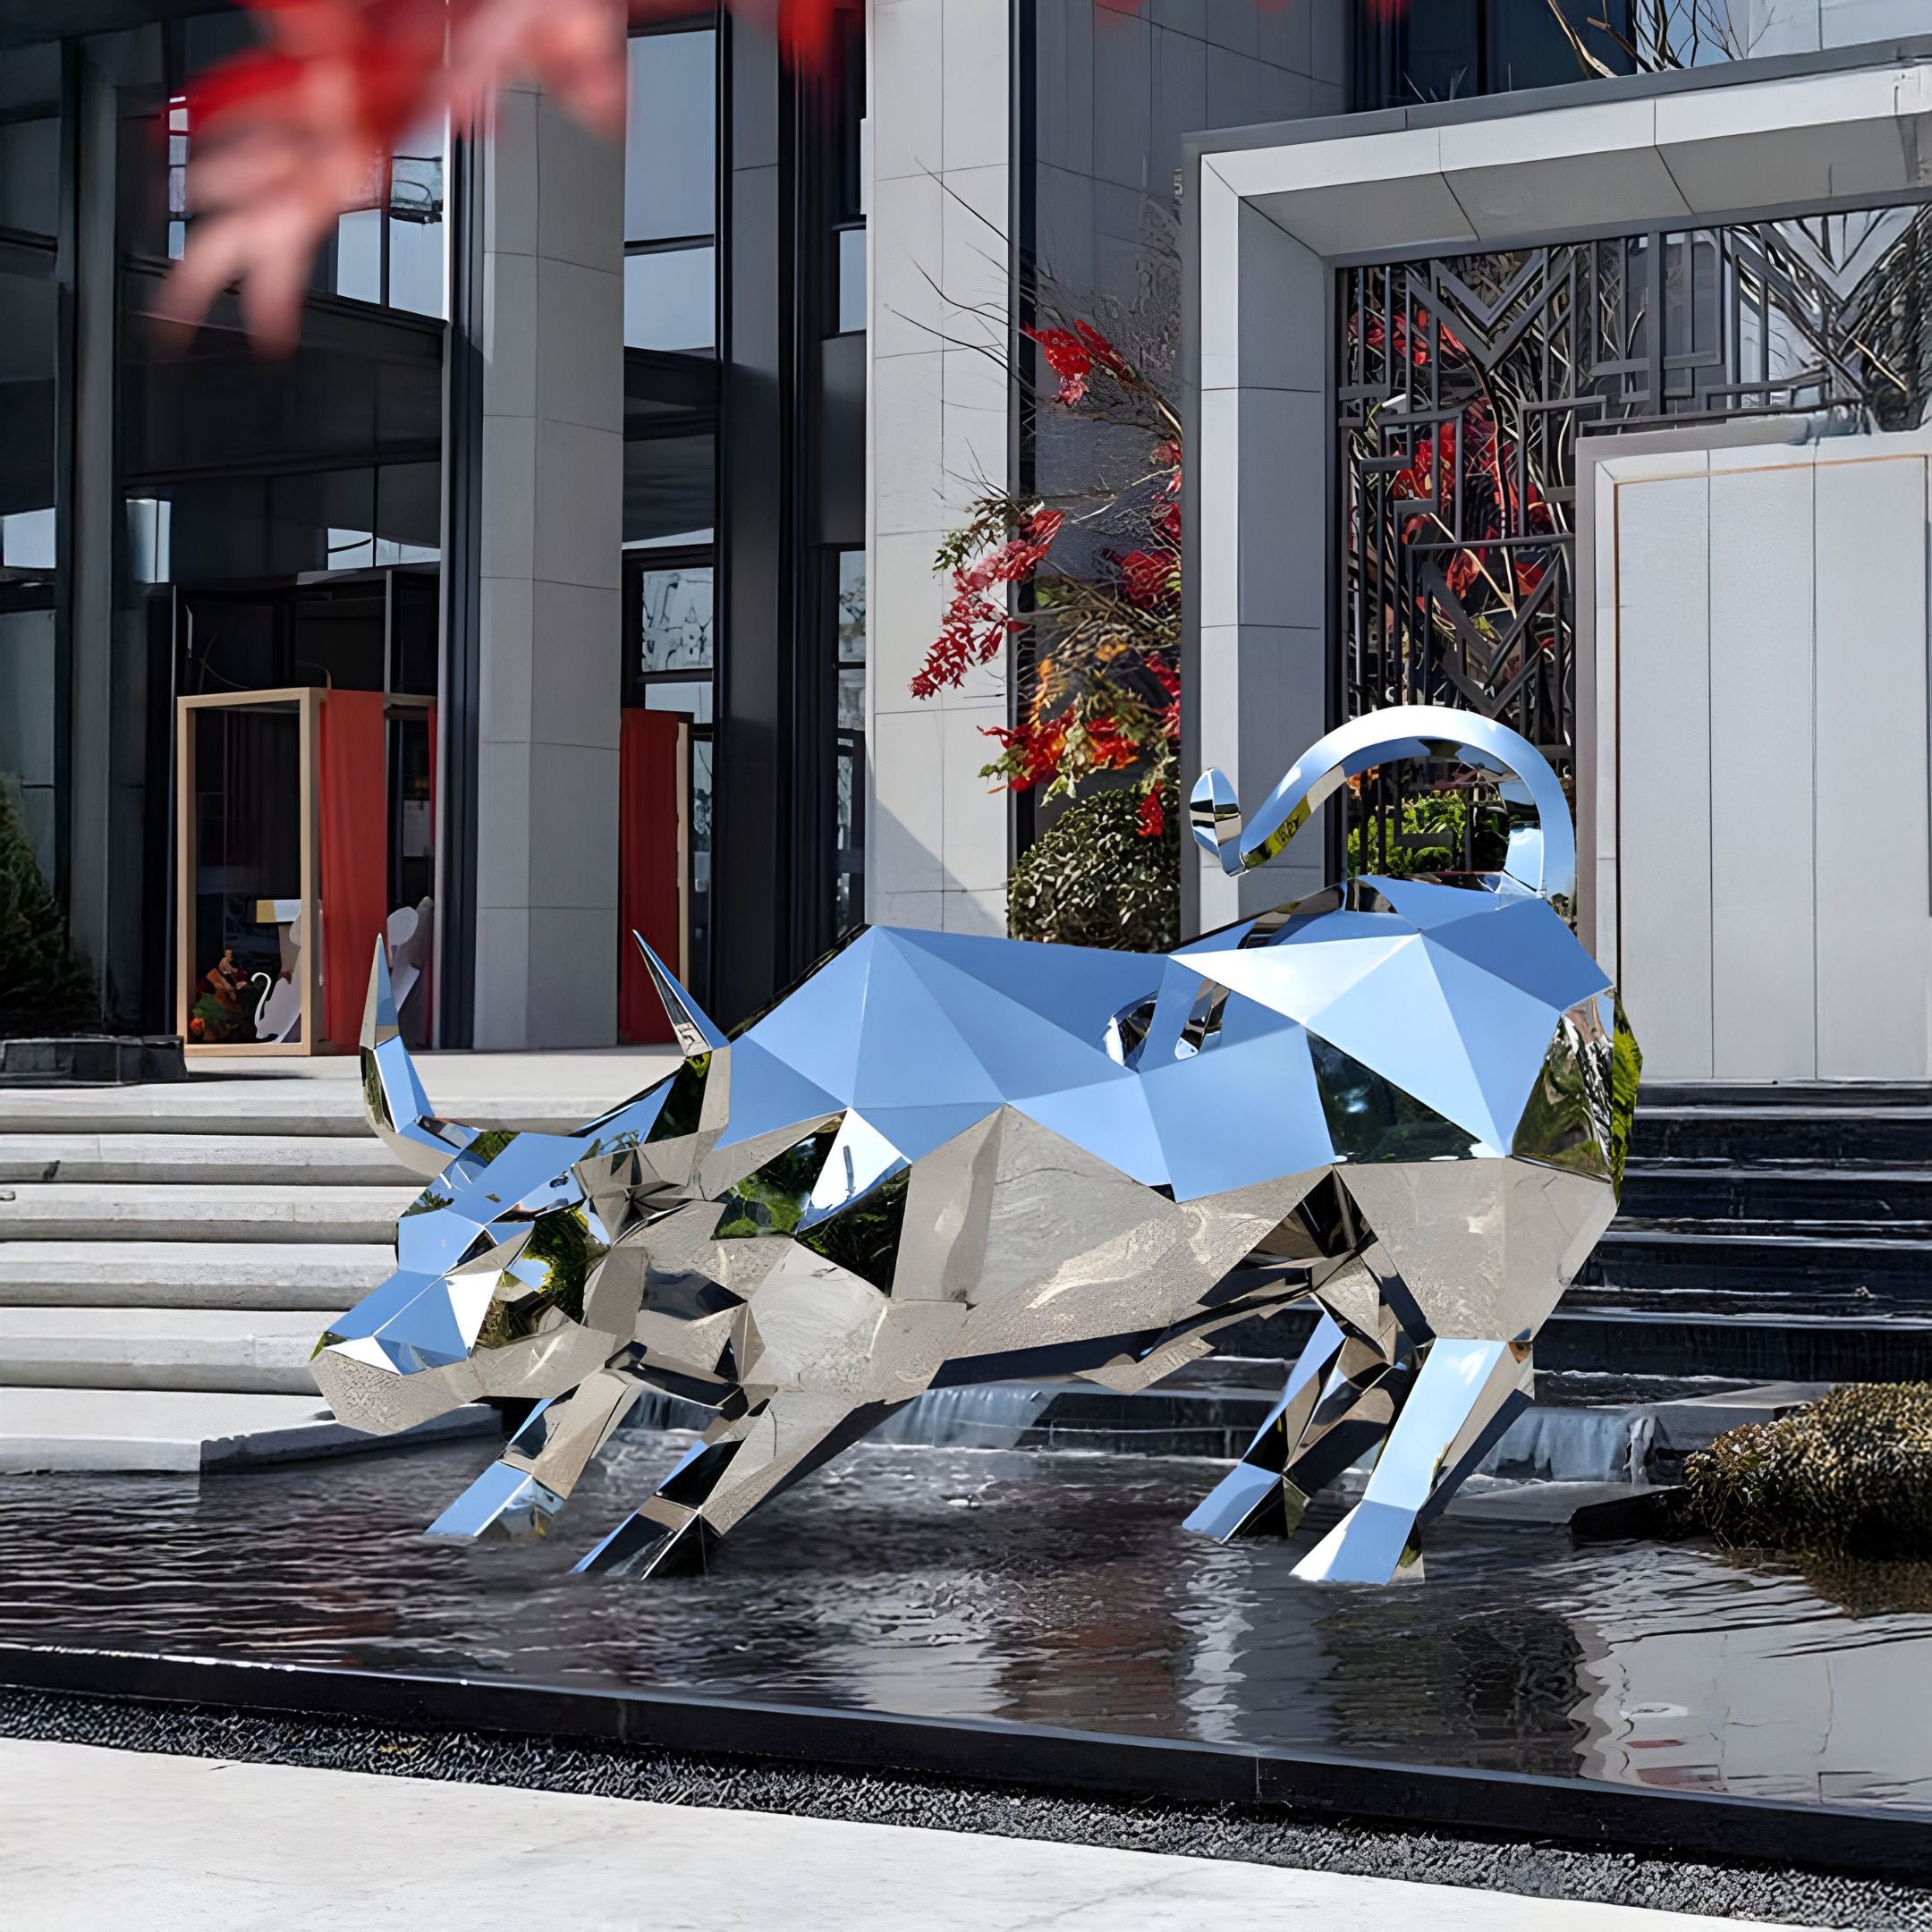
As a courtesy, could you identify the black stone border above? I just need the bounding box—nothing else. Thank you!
[4,1682,1928,1929]
[3,1641,1929,1914]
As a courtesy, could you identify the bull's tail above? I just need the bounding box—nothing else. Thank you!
[1189,703,1573,904]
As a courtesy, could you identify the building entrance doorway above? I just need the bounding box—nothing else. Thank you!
[171,567,438,1052]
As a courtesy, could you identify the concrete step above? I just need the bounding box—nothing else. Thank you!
[1619,1164,1932,1224]
[0,1058,676,1139]
[0,1134,411,1187]
[0,1241,392,1310]
[0,1307,326,1395]
[0,1184,417,1243]
[0,1085,375,1138]
[0,1385,496,1473]
[1631,1106,1932,1168]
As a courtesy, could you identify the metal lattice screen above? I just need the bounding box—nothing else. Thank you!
[1336,205,1932,880]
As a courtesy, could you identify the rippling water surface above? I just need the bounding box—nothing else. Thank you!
[4,1433,1929,1812]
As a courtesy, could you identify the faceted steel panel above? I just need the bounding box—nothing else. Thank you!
[312,706,1638,1587]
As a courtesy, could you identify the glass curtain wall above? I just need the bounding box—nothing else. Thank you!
[0,42,62,893]
[116,12,447,1035]
[625,21,717,353]
[623,14,721,994]
[1356,0,1635,107]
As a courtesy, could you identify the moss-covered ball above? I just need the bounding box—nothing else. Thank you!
[1683,1383,1932,1560]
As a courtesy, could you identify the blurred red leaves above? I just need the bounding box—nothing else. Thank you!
[165,0,842,351]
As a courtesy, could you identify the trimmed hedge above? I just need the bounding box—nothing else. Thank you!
[1008,785,1180,953]
[1683,1383,1932,1561]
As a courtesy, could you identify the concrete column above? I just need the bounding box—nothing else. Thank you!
[470,84,625,1047]
[867,0,1013,937]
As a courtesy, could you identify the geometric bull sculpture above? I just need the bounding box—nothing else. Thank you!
[313,705,1638,1585]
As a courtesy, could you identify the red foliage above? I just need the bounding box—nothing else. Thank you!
[1116,548,1174,608]
[980,716,1067,791]
[1023,326,1093,405]
[1137,788,1165,838]
[910,507,1063,699]
[166,0,840,350]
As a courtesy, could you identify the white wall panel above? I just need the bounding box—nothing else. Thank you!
[1814,455,1931,1080]
[1616,473,1714,1080]
[1708,463,1816,1080]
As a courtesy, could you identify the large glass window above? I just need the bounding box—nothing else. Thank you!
[624,25,717,353]
[0,44,61,242]
[326,116,447,318]
[834,549,865,934]
[626,551,715,987]
[0,48,61,893]
[139,21,446,321]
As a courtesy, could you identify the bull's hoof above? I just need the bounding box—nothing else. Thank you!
[573,1507,717,1579]
[425,1461,564,1541]
[1290,1500,1425,1585]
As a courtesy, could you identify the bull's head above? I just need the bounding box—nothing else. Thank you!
[310,942,691,1434]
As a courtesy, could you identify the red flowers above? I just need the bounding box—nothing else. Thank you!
[1023,320,1132,407]
[1117,549,1175,608]
[910,506,1063,699]
[1137,789,1165,838]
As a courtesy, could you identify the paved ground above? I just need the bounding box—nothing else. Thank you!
[0,1739,1812,1931]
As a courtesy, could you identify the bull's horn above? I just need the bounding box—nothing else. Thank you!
[361,939,478,1178]
[631,933,727,1060]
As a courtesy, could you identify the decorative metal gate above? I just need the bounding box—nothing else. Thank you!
[1336,205,1932,885]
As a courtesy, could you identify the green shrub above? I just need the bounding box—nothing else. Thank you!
[0,780,97,1038]
[1684,1384,1932,1560]
[1008,784,1180,952]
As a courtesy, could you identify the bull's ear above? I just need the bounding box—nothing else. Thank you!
[631,932,727,1060]
[361,938,478,1178]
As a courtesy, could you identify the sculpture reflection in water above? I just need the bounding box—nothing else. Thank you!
[313,706,1638,1586]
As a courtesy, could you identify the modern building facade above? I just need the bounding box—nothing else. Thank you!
[1,0,869,1050]
[4,1,1928,1077]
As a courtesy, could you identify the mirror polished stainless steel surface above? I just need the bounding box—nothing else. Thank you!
[312,705,1636,1585]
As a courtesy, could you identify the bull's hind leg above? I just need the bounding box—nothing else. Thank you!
[574,1389,905,1579]
[1185,1310,1413,1543]
[1292,1337,1533,1585]
[427,1365,644,1540]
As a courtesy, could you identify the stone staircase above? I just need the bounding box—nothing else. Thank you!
[0,1057,676,1472]
[0,1081,426,1470]
[1549,1082,1932,1383]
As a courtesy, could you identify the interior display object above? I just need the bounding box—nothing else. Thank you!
[313,707,1637,1586]
[189,947,257,1045]
[249,899,305,1043]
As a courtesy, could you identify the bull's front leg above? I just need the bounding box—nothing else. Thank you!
[573,1388,906,1580]
[426,1364,646,1541]
[1292,1336,1533,1585]
[1184,1311,1411,1543]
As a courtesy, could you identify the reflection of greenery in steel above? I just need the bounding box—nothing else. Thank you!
[475,1206,607,1348]
[360,1054,387,1131]
[1607,998,1640,1193]
[402,1189,453,1219]
[515,1207,606,1322]
[1511,1018,1610,1182]
[1685,1385,1932,1562]
[715,1125,836,1239]
[468,1129,518,1163]
[801,1168,909,1293]
[1008,785,1179,952]
[1309,1033,1477,1162]
[647,1054,710,1142]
